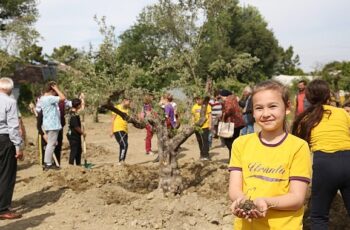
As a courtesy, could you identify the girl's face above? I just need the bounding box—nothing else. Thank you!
[123,99,131,108]
[196,98,203,105]
[253,89,290,133]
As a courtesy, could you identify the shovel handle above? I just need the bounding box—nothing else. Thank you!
[53,153,60,167]
[83,136,87,155]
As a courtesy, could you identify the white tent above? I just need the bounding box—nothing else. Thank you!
[272,75,315,86]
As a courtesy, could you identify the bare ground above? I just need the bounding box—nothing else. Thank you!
[0,114,349,229]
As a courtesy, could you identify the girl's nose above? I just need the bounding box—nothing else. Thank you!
[261,109,270,117]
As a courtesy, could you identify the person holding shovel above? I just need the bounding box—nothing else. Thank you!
[39,81,66,170]
[67,98,85,166]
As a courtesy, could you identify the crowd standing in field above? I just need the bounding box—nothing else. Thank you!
[3,77,350,229]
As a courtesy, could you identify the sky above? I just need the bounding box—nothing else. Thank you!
[36,0,350,72]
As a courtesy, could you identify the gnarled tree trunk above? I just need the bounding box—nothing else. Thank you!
[102,96,208,194]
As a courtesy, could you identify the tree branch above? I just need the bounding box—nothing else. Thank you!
[101,102,146,129]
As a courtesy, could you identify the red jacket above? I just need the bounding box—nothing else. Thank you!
[222,95,245,128]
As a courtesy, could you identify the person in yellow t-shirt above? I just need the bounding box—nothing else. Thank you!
[191,96,212,160]
[292,79,350,229]
[229,80,311,230]
[110,98,130,164]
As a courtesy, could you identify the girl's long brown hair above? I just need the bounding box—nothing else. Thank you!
[291,79,331,144]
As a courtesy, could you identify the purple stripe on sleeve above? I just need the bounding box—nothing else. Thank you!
[289,176,311,184]
[228,167,242,172]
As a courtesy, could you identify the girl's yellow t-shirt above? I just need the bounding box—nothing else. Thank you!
[310,105,350,153]
[229,133,311,230]
[112,104,129,133]
[191,103,211,129]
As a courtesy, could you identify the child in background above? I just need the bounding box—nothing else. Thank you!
[67,98,84,166]
[111,97,131,164]
[292,79,350,229]
[168,94,180,129]
[140,95,154,155]
[229,80,311,229]
[209,90,223,148]
[191,96,212,160]
[160,93,176,129]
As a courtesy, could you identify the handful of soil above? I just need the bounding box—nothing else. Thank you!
[237,199,257,212]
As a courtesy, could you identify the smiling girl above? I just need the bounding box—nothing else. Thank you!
[228,80,311,229]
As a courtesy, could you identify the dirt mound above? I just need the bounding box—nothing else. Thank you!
[44,164,159,194]
[181,160,229,197]
[16,142,350,229]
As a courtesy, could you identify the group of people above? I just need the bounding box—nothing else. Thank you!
[191,87,254,162]
[110,93,179,164]
[34,82,86,169]
[0,78,87,220]
[229,79,350,229]
[110,89,253,164]
[1,75,350,229]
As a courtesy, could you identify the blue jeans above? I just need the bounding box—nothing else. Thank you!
[241,114,254,135]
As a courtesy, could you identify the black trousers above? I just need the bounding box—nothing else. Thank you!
[114,131,128,162]
[310,150,350,230]
[195,128,210,159]
[0,135,17,213]
[224,127,243,162]
[68,138,82,165]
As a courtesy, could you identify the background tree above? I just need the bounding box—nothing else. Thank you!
[19,43,45,64]
[0,0,39,76]
[117,0,284,93]
[319,61,350,106]
[102,90,209,195]
[51,45,81,66]
[0,0,37,30]
[277,46,304,75]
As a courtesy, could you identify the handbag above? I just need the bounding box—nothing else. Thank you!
[218,121,235,138]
